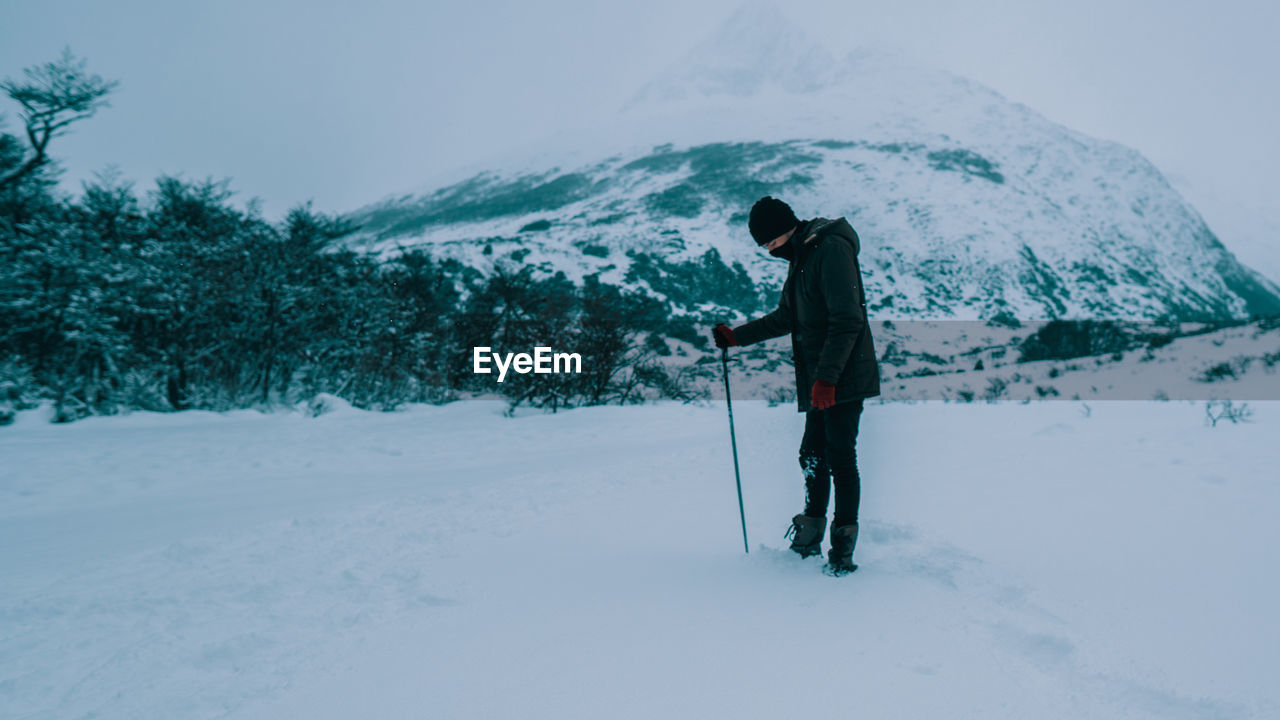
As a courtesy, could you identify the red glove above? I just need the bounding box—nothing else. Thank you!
[811,380,837,410]
[712,324,738,349]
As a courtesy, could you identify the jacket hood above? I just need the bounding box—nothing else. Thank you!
[799,216,860,256]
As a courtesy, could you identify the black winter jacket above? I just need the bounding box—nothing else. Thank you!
[734,217,880,412]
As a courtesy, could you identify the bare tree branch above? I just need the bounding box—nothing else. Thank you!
[0,46,119,191]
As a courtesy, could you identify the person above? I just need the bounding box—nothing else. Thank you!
[712,196,880,574]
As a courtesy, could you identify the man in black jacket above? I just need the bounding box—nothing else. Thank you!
[713,196,879,574]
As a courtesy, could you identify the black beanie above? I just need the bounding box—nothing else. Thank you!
[749,196,799,245]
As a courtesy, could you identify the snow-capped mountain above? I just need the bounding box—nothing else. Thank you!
[344,3,1280,323]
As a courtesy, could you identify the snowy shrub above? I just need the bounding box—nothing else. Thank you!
[1017,320,1136,363]
[631,362,706,405]
[926,148,1005,184]
[644,333,671,356]
[956,389,975,403]
[765,384,795,407]
[877,341,909,367]
[1198,358,1254,383]
[988,312,1021,329]
[1035,385,1059,398]
[624,247,761,315]
[983,377,1008,402]
[51,392,90,424]
[1205,400,1253,427]
[306,393,355,417]
[118,369,171,413]
[904,366,938,377]
[1200,362,1235,381]
[0,358,41,422]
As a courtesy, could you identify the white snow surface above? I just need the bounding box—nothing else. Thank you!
[3,400,1278,719]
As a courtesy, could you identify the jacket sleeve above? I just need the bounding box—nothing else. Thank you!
[813,239,866,384]
[733,282,792,346]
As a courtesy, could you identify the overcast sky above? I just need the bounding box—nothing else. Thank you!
[2,0,1278,256]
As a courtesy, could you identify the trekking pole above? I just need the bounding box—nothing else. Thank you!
[721,346,749,554]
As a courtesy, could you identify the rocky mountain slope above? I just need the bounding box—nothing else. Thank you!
[344,3,1280,324]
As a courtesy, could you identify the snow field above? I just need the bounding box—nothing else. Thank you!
[2,399,1277,718]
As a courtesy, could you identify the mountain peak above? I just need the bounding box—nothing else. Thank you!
[624,2,841,109]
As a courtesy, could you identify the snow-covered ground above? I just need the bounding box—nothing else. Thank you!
[2,399,1277,719]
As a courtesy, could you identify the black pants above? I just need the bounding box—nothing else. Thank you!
[798,398,864,529]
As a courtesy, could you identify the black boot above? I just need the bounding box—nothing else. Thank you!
[785,514,826,558]
[826,523,859,575]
